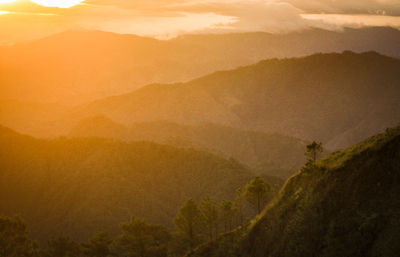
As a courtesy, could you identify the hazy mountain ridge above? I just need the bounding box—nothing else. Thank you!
[1,27,400,104]
[0,125,283,243]
[69,116,308,178]
[0,100,70,136]
[189,126,400,257]
[67,51,400,150]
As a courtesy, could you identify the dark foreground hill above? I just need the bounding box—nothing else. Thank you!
[69,116,308,179]
[69,51,400,150]
[0,126,282,243]
[189,126,400,257]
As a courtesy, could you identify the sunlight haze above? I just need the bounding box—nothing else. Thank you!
[1,0,400,256]
[30,0,84,8]
[0,0,399,44]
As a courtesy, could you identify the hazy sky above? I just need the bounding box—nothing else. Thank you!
[0,0,399,44]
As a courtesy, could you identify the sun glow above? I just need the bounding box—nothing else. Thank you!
[0,10,9,14]
[30,0,84,8]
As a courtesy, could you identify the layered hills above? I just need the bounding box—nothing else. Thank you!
[69,116,307,179]
[0,126,282,242]
[190,126,400,257]
[68,51,400,150]
[1,51,399,152]
[1,27,399,104]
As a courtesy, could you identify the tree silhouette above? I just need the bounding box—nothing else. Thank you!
[220,200,237,233]
[244,177,272,214]
[0,216,39,257]
[81,231,112,257]
[113,217,171,257]
[45,236,80,257]
[200,196,219,240]
[305,141,323,163]
[174,199,204,253]
[234,188,245,228]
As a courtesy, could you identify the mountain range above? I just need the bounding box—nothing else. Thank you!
[1,27,400,105]
[1,26,400,257]
[66,51,400,150]
[1,51,399,153]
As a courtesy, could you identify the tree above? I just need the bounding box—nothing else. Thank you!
[200,196,219,240]
[305,141,323,163]
[113,217,171,257]
[0,216,39,257]
[220,200,237,233]
[81,230,112,257]
[45,236,81,257]
[174,199,204,253]
[244,177,271,214]
[234,188,245,228]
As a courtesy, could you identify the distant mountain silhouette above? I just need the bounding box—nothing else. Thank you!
[0,100,69,136]
[1,27,399,104]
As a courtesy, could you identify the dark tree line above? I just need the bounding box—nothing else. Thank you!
[0,176,274,257]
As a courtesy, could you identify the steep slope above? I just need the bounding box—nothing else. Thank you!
[190,126,400,257]
[70,51,400,149]
[69,116,308,179]
[1,27,399,104]
[0,126,277,243]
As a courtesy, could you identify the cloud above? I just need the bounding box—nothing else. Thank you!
[0,0,239,43]
[302,13,400,30]
[86,11,238,39]
[168,0,311,33]
[284,0,400,15]
[0,0,400,44]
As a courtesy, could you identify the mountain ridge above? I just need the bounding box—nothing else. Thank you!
[1,51,399,151]
[189,126,400,257]
[67,51,400,150]
[1,27,400,104]
[69,116,308,178]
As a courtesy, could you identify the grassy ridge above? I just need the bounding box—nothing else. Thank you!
[190,126,400,257]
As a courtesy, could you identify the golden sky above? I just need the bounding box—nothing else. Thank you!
[0,0,400,44]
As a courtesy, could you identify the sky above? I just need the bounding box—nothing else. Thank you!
[0,0,400,44]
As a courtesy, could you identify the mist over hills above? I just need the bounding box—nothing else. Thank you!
[0,100,69,136]
[67,51,400,150]
[190,126,400,257]
[1,25,400,256]
[0,125,283,243]
[0,27,399,104]
[1,51,399,153]
[69,116,308,179]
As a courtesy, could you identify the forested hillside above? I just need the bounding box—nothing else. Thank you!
[69,117,307,179]
[0,126,282,243]
[190,126,400,257]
